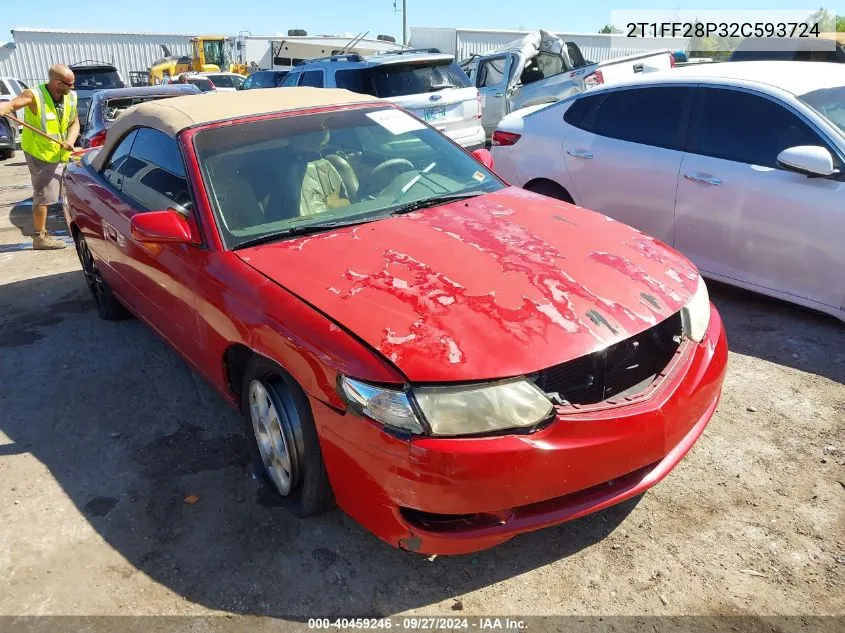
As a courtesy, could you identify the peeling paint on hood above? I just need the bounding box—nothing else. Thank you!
[237,187,700,383]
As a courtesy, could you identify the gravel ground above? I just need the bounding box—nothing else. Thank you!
[0,157,843,628]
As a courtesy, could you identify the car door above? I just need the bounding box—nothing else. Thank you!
[83,129,140,293]
[476,54,514,136]
[561,85,694,246]
[674,86,845,310]
[103,127,206,356]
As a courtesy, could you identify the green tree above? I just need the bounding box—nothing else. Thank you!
[836,15,845,31]
[599,25,622,34]
[688,19,733,60]
[806,7,836,31]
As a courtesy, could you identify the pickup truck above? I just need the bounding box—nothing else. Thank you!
[466,30,676,137]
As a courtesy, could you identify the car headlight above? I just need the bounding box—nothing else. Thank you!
[681,275,711,342]
[339,376,554,437]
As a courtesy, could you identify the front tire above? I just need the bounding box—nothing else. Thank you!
[240,357,334,517]
[74,233,130,321]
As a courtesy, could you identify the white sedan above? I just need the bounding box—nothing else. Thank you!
[201,72,246,92]
[492,61,845,323]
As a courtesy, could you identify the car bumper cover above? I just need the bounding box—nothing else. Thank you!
[312,304,728,555]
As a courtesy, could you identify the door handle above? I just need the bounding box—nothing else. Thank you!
[494,92,504,97]
[567,148,594,159]
[684,173,722,186]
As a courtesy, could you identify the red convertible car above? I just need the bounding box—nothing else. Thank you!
[62,88,728,555]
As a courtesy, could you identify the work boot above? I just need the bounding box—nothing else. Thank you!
[32,230,66,250]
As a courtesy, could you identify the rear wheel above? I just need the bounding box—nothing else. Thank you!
[524,179,574,203]
[74,233,130,321]
[0,148,14,161]
[240,357,334,517]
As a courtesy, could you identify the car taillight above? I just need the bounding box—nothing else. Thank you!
[88,130,107,148]
[584,70,604,89]
[669,52,677,68]
[491,130,521,146]
[476,93,483,119]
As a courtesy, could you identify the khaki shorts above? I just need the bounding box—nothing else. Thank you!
[24,152,65,207]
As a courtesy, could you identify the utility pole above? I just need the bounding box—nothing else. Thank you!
[402,0,408,47]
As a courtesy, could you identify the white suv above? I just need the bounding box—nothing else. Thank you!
[0,76,30,137]
[280,50,486,151]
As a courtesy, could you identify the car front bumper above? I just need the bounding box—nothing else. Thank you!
[312,304,728,555]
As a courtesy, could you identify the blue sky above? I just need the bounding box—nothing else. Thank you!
[2,0,840,41]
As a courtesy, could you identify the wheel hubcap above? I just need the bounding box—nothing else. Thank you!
[249,380,296,496]
[76,238,105,305]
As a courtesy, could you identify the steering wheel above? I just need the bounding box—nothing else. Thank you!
[362,158,415,198]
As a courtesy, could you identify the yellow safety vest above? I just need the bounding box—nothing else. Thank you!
[21,84,77,164]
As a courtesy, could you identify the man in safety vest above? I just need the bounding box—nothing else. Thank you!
[0,64,79,249]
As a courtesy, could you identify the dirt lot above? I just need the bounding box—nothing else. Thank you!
[0,156,843,626]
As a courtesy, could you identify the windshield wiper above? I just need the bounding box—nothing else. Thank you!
[233,216,380,249]
[389,191,485,216]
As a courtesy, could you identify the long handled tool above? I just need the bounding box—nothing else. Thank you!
[2,111,87,160]
[2,112,67,146]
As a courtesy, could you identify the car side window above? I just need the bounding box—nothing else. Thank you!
[101,130,139,191]
[589,87,692,151]
[334,69,373,95]
[562,93,604,129]
[478,57,507,88]
[280,72,299,87]
[299,70,324,88]
[696,88,835,169]
[119,128,192,211]
[211,74,233,88]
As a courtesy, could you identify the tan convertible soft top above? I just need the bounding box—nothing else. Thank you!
[91,87,380,171]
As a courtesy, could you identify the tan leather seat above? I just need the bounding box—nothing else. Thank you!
[325,153,359,201]
[298,157,350,217]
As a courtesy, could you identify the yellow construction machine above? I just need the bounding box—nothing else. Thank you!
[148,36,247,84]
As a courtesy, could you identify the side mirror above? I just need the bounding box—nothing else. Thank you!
[471,148,494,170]
[130,209,192,244]
[776,145,839,178]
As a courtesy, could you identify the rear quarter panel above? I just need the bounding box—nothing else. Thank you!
[493,103,582,199]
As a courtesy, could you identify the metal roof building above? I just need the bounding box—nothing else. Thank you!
[0,28,193,86]
[410,27,690,62]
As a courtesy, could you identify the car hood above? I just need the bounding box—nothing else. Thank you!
[236,187,701,382]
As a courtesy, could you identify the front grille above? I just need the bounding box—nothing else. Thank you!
[534,312,683,406]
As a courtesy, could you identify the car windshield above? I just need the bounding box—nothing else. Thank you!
[103,94,188,121]
[208,74,242,88]
[74,69,124,90]
[799,86,845,138]
[193,105,505,249]
[336,61,472,98]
